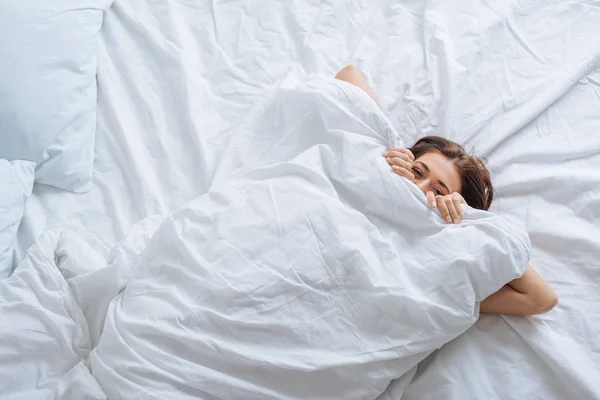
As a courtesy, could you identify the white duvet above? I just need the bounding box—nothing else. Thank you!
[0,75,530,399]
[11,0,600,399]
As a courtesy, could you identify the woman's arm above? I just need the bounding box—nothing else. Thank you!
[480,265,558,315]
[335,65,377,102]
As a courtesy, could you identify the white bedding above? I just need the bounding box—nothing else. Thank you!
[1,75,530,399]
[13,0,600,398]
[0,160,34,279]
[0,0,112,192]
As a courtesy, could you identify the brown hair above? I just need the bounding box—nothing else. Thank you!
[408,136,494,210]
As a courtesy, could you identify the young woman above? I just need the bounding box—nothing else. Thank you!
[336,65,558,315]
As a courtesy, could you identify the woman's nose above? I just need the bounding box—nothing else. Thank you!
[415,179,429,195]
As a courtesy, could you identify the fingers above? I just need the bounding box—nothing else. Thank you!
[386,157,413,173]
[391,165,415,181]
[385,148,414,162]
[401,148,415,162]
[384,148,415,181]
[426,191,437,208]
[446,196,460,224]
[436,194,463,224]
[436,195,452,223]
[451,193,463,222]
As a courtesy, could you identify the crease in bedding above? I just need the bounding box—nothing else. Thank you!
[1,74,529,399]
[12,0,600,399]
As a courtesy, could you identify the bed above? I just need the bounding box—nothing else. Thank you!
[9,0,600,398]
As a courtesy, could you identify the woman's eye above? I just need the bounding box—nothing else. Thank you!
[434,188,443,196]
[412,168,422,177]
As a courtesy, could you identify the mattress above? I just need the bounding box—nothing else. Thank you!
[14,0,600,398]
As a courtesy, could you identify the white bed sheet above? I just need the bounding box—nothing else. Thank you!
[14,0,600,398]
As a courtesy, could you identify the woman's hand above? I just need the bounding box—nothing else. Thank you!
[384,147,465,224]
[428,192,466,224]
[384,147,415,181]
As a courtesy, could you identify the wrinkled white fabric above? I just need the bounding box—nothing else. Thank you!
[0,215,164,399]
[0,231,106,399]
[0,159,34,278]
[88,75,529,399]
[12,1,600,398]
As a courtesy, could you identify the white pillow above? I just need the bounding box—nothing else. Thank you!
[0,160,35,279]
[0,0,112,192]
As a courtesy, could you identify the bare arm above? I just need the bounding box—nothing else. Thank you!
[335,65,377,102]
[480,265,558,315]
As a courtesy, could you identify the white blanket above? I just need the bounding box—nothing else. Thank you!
[12,1,600,398]
[1,75,529,399]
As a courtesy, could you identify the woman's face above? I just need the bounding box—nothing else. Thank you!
[412,152,462,196]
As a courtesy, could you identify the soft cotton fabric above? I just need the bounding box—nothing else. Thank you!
[87,75,529,399]
[0,231,108,399]
[0,75,529,399]
[0,211,168,398]
[0,159,34,279]
[0,0,112,192]
[11,1,600,398]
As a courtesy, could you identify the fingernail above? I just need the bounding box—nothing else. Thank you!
[454,219,459,224]
[446,216,452,223]
[430,201,436,207]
